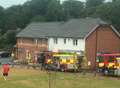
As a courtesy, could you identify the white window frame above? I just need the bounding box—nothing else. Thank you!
[64,38,66,44]
[54,38,58,44]
[73,39,78,46]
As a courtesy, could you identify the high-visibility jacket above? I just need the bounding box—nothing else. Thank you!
[3,64,10,73]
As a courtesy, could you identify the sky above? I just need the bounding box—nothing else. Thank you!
[0,0,28,8]
[0,0,110,8]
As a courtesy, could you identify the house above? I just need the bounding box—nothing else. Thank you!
[16,18,120,68]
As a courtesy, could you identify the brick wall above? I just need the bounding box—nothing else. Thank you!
[16,37,48,60]
[86,25,120,69]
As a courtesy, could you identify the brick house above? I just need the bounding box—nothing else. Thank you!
[86,25,120,68]
[16,18,120,68]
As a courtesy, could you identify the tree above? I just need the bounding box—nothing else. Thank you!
[112,0,119,2]
[24,0,50,16]
[0,31,16,49]
[0,0,120,49]
[31,15,47,22]
[0,6,5,33]
[94,1,120,32]
[62,0,84,19]
[86,0,105,8]
[46,0,64,21]
[3,4,33,33]
[25,0,64,21]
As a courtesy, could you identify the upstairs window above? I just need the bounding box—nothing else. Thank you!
[38,39,42,44]
[31,38,34,44]
[38,38,47,45]
[42,39,47,44]
[64,38,66,44]
[54,38,58,44]
[73,39,78,46]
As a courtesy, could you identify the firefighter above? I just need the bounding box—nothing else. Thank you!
[2,63,10,80]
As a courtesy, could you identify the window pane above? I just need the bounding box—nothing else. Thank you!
[54,38,58,44]
[73,39,78,46]
[64,38,66,44]
[96,56,104,62]
[73,40,75,45]
[108,56,114,62]
[75,40,78,45]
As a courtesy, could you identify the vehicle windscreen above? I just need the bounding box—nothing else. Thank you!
[108,56,114,62]
[96,56,103,63]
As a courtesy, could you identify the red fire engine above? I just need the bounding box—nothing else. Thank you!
[96,53,120,76]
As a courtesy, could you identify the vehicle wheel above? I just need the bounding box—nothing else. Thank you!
[61,68,65,72]
[96,69,100,73]
[104,69,108,75]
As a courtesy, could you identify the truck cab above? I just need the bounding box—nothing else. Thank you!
[96,53,120,76]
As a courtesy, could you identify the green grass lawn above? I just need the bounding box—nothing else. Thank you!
[0,67,120,88]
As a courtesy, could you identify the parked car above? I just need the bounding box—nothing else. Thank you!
[0,51,13,65]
